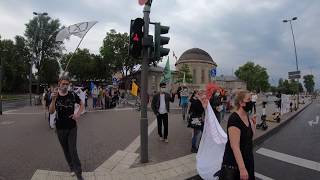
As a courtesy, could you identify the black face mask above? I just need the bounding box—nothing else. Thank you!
[243,101,253,112]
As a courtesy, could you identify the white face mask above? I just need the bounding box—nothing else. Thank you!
[160,88,166,92]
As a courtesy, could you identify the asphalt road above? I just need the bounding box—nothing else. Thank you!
[254,99,320,180]
[0,108,145,180]
[2,99,31,112]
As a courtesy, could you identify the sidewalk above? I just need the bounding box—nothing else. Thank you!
[29,99,312,180]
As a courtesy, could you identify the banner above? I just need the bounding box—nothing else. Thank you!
[197,104,227,180]
[131,82,139,96]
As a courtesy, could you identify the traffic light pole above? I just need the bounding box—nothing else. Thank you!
[140,1,151,163]
[0,56,3,115]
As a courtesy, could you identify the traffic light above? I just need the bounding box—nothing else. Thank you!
[129,18,144,58]
[154,23,170,61]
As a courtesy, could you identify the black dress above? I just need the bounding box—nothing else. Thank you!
[220,112,255,180]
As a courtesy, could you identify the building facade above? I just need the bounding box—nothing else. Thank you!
[215,75,247,93]
[175,48,217,89]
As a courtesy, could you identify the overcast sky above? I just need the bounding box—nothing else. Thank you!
[0,0,319,88]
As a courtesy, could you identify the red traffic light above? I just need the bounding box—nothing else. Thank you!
[133,33,139,42]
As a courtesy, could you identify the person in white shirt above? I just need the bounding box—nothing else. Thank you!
[251,92,258,114]
[151,82,175,143]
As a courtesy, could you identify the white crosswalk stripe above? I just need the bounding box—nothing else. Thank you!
[256,147,320,172]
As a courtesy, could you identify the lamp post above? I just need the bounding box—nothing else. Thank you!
[0,49,8,115]
[283,17,300,109]
[30,12,48,105]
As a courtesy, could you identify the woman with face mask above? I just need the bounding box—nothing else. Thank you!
[218,90,256,180]
[188,90,204,153]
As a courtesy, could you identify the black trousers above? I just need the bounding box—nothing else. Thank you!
[157,113,168,139]
[252,102,256,114]
[56,127,82,175]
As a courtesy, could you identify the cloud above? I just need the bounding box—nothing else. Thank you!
[0,0,319,88]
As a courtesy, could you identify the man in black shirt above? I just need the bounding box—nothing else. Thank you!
[49,75,84,180]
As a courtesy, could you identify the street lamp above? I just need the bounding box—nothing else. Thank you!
[0,49,8,115]
[29,12,48,105]
[283,16,300,109]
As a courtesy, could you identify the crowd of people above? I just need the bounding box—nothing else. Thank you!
[41,75,260,180]
[149,82,258,179]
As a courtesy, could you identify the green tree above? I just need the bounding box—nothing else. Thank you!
[40,59,60,85]
[176,64,193,83]
[235,62,270,92]
[61,49,111,82]
[0,36,29,92]
[269,86,278,94]
[100,29,140,76]
[24,15,62,92]
[277,78,302,94]
[303,75,315,93]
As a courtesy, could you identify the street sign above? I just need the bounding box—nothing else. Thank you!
[288,71,301,79]
[289,74,301,79]
[210,68,217,77]
[288,71,300,76]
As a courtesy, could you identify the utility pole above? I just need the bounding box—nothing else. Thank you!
[283,17,300,109]
[140,0,152,163]
[0,54,3,115]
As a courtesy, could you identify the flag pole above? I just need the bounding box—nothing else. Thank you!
[64,33,87,72]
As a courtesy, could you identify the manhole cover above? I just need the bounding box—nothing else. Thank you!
[0,121,15,125]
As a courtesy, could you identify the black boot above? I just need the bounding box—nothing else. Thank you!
[76,173,84,180]
[191,146,198,153]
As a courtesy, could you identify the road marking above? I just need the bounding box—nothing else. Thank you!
[0,121,15,125]
[124,119,157,153]
[255,172,274,180]
[85,107,135,113]
[308,115,319,127]
[3,109,17,113]
[3,112,43,115]
[256,148,320,172]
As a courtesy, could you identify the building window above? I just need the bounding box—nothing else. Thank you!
[201,69,205,83]
[193,69,196,84]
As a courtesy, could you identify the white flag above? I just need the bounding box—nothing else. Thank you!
[56,21,98,42]
[196,104,228,180]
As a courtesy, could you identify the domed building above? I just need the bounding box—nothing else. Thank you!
[175,48,217,88]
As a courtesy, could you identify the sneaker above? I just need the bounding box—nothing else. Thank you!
[159,137,164,141]
[164,139,169,143]
[70,172,75,176]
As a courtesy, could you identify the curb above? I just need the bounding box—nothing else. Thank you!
[253,102,312,146]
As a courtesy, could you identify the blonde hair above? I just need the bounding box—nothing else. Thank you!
[234,90,250,110]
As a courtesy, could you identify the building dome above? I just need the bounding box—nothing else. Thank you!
[176,48,217,66]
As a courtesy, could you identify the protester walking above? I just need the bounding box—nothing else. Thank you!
[49,75,85,180]
[210,90,223,123]
[92,86,98,109]
[219,90,256,180]
[251,92,258,114]
[188,90,204,153]
[151,82,175,143]
[180,86,189,121]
